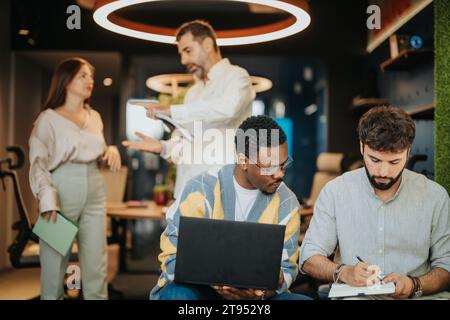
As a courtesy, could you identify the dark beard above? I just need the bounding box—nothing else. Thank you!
[364,163,404,191]
[187,65,204,79]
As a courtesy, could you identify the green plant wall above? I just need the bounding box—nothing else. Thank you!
[434,0,450,193]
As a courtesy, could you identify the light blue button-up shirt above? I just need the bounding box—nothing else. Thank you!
[300,168,450,277]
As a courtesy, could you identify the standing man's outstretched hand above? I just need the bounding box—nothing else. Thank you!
[145,104,171,119]
[122,132,162,154]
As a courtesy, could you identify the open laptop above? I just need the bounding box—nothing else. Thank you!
[174,216,285,290]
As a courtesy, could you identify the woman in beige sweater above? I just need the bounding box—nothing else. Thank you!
[29,57,121,299]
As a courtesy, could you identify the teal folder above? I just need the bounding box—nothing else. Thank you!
[32,212,79,256]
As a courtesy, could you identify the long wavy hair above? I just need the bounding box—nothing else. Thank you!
[43,57,94,110]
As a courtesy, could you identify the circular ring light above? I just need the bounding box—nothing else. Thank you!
[93,0,311,46]
[146,74,272,93]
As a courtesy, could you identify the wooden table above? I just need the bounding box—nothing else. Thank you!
[107,201,168,220]
[106,201,169,272]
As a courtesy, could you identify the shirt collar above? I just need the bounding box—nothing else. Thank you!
[362,167,408,203]
[194,58,230,83]
[232,175,259,195]
[389,170,408,202]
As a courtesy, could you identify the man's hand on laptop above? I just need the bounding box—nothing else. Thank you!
[211,272,284,300]
[212,286,265,300]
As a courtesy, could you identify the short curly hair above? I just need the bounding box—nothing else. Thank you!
[358,105,416,152]
[235,115,287,159]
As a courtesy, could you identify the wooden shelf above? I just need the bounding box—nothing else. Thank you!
[380,48,433,72]
[350,98,434,120]
[350,97,388,114]
[407,103,434,120]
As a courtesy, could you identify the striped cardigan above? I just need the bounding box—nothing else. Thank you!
[150,164,301,299]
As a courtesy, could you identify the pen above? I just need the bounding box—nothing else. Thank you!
[356,256,385,281]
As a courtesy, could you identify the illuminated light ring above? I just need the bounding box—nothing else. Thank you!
[146,73,272,93]
[93,0,311,46]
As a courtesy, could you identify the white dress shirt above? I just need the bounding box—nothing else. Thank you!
[161,58,255,198]
[29,106,107,213]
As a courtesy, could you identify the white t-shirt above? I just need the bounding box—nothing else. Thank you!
[233,176,259,222]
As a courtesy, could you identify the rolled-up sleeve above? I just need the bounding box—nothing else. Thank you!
[299,184,338,273]
[430,190,450,272]
[29,117,60,213]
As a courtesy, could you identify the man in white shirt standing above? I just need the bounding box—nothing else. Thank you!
[123,20,255,199]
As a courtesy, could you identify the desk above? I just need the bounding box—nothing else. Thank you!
[107,201,168,220]
[106,201,169,273]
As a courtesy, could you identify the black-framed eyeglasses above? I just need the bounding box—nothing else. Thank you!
[253,156,294,176]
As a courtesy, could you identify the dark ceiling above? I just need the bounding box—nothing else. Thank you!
[116,1,290,29]
[11,0,368,57]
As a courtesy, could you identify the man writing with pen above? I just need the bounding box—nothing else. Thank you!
[299,106,450,300]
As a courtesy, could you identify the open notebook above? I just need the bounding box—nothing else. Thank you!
[155,113,193,142]
[127,99,192,142]
[328,282,396,298]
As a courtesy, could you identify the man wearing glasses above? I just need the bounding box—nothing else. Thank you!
[150,116,309,300]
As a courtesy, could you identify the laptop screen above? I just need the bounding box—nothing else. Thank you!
[175,216,285,290]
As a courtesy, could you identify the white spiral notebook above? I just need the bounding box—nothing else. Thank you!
[127,99,192,142]
[328,282,396,298]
